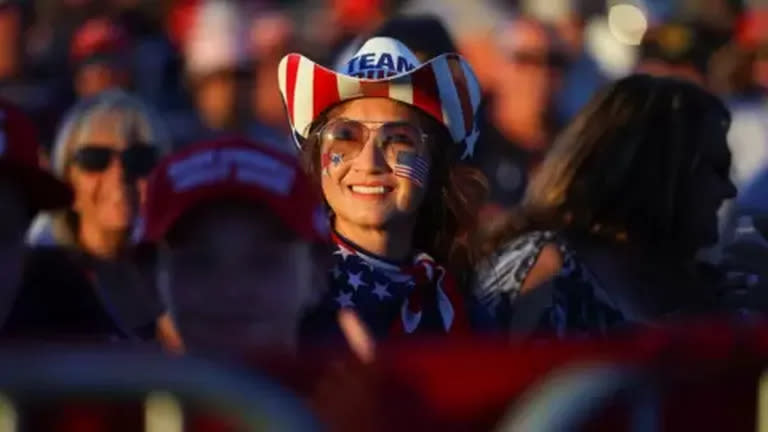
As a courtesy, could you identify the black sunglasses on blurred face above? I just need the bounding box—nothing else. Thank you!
[72,146,158,177]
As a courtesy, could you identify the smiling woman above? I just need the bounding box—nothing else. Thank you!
[279,37,488,344]
[6,90,179,346]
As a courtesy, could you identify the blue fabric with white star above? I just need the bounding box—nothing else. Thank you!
[300,232,445,342]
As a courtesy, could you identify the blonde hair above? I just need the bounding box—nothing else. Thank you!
[47,90,171,247]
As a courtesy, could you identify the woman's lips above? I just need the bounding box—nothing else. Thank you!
[348,184,393,195]
[347,184,395,199]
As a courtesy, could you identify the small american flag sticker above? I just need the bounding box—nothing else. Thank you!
[394,151,429,187]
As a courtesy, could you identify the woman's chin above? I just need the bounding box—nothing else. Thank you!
[336,209,390,229]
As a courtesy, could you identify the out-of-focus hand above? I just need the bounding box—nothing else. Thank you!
[338,309,375,364]
[156,313,185,355]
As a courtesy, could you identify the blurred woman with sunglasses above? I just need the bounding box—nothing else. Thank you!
[8,90,181,347]
[278,37,487,347]
[473,75,737,337]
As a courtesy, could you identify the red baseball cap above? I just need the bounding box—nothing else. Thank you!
[0,100,72,210]
[70,17,130,65]
[142,136,328,243]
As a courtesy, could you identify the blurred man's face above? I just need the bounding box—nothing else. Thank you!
[194,71,237,130]
[166,205,320,353]
[75,62,130,98]
[493,19,564,150]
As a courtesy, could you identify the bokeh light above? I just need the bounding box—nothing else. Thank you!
[608,3,648,45]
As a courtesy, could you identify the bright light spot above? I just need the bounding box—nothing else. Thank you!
[0,394,17,432]
[608,4,648,46]
[585,17,639,77]
[522,0,572,23]
[758,370,768,432]
[145,391,183,432]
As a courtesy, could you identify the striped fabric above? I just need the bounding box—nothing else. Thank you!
[277,37,482,160]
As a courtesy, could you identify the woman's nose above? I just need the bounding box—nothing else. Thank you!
[103,155,136,187]
[103,156,124,180]
[352,138,389,173]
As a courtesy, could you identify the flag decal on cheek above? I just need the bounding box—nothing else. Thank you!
[394,151,429,187]
[321,152,344,176]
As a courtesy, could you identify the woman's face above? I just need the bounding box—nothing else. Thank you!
[318,98,432,231]
[688,116,737,247]
[67,111,145,232]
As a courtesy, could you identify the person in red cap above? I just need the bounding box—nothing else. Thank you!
[70,17,132,98]
[142,136,330,353]
[278,36,487,346]
[0,99,72,328]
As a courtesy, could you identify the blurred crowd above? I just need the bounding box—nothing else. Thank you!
[0,0,767,428]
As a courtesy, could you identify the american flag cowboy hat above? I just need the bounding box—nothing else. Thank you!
[278,37,483,159]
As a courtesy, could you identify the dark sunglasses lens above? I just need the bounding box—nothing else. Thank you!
[73,147,113,172]
[122,146,158,176]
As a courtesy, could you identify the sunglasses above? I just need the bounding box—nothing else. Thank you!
[318,118,429,161]
[72,146,159,177]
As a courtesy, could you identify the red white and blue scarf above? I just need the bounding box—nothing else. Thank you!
[304,231,468,340]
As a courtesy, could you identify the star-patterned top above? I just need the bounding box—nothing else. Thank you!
[301,230,468,341]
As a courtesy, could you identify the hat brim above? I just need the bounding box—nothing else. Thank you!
[143,187,328,246]
[0,162,73,211]
[278,52,482,159]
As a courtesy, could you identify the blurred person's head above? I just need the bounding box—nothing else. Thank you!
[706,42,764,96]
[142,137,329,353]
[70,17,132,98]
[331,0,386,35]
[492,17,568,152]
[189,70,241,130]
[0,2,22,80]
[183,0,247,131]
[48,90,169,257]
[372,15,458,61]
[0,100,72,286]
[279,37,487,266]
[398,0,514,93]
[637,22,730,87]
[248,11,295,131]
[503,75,736,259]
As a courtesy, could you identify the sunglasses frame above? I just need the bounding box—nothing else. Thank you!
[71,145,159,177]
[317,118,429,161]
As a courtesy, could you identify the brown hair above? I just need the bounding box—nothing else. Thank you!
[300,103,488,272]
[486,74,731,258]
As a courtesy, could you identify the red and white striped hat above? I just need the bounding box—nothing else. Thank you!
[278,37,482,159]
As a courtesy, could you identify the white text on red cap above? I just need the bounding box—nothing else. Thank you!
[167,148,296,195]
